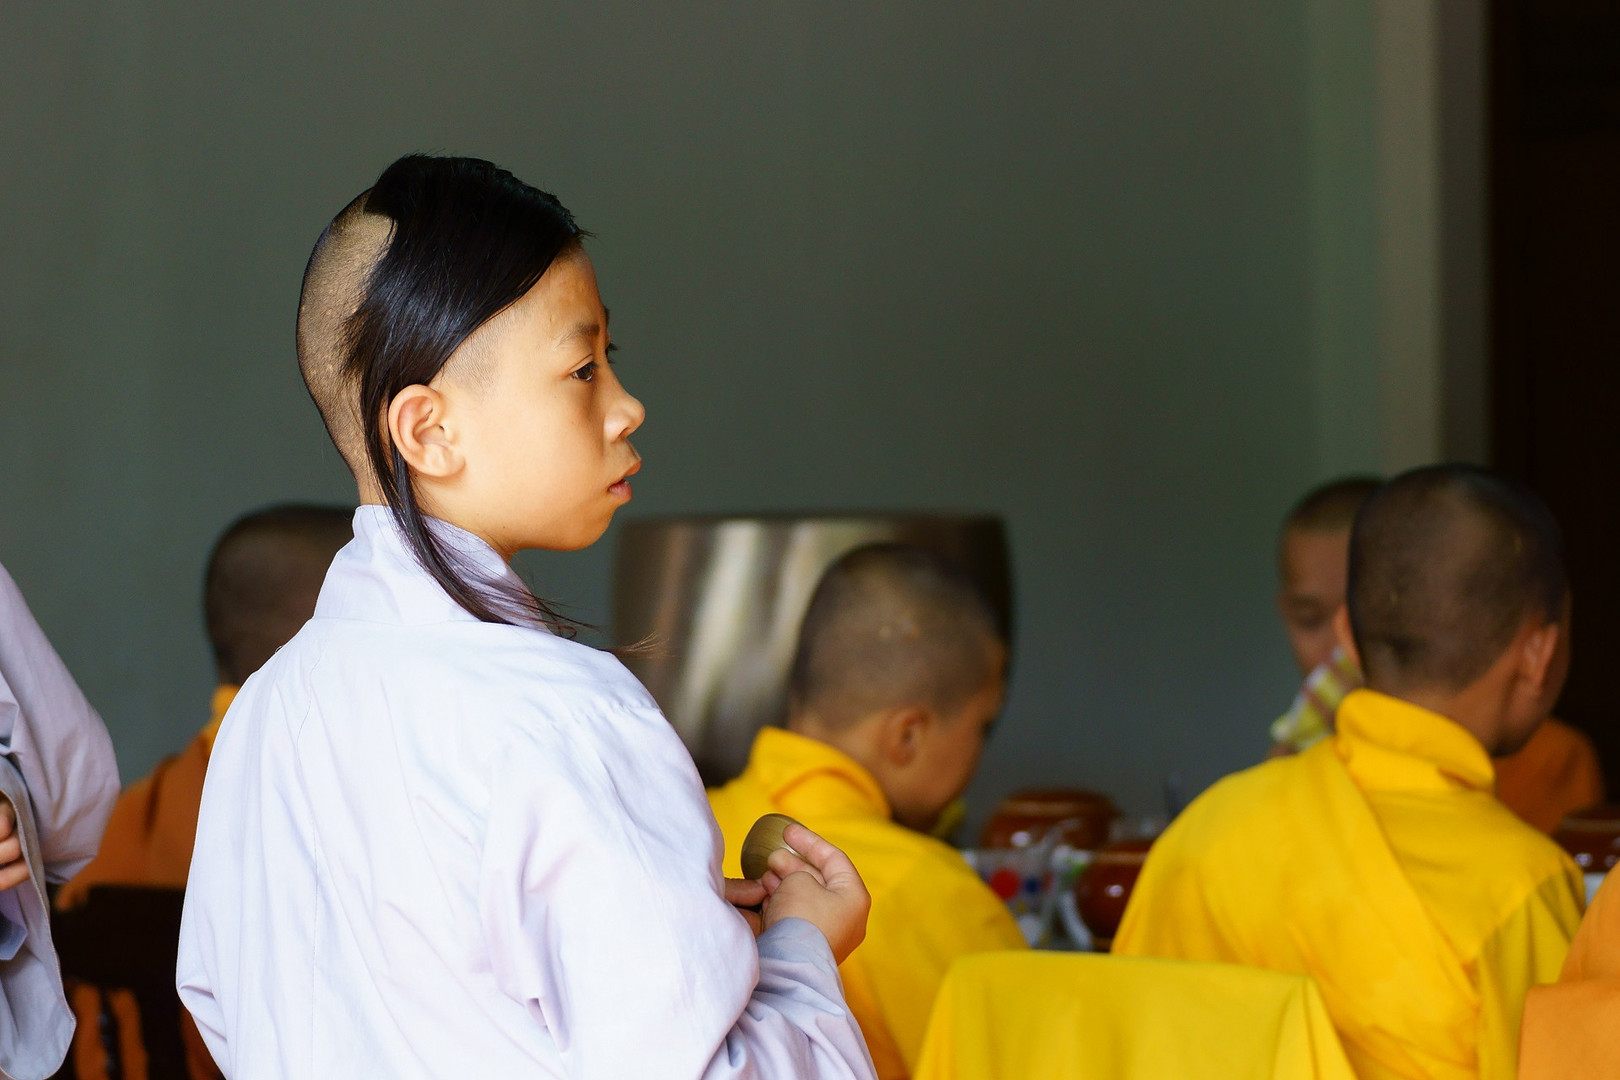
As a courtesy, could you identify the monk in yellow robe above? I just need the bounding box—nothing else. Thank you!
[1120,464,1585,1079]
[709,543,1025,1080]
[57,504,352,1080]
[1272,475,1602,832]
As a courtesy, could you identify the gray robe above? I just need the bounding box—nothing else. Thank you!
[0,561,120,1079]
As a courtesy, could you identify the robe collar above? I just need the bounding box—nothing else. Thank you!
[1332,688,1496,795]
[744,726,892,821]
[314,506,530,627]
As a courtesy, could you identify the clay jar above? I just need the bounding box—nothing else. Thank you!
[1074,837,1154,951]
[1555,804,1620,873]
[980,789,1119,851]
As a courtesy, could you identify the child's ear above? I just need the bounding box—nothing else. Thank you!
[879,705,932,767]
[388,385,462,480]
[1331,605,1359,669]
[1518,618,1562,694]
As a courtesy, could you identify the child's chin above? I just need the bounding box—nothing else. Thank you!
[551,520,615,553]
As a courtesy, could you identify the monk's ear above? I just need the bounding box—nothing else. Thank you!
[1518,618,1562,694]
[878,705,932,767]
[387,385,463,481]
[1331,605,1360,669]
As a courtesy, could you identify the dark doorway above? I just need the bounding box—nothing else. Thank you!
[1491,2,1620,783]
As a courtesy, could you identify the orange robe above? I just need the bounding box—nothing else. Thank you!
[1495,718,1605,835]
[1518,874,1620,1078]
[57,686,235,1080]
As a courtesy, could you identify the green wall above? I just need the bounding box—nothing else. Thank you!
[0,3,1382,819]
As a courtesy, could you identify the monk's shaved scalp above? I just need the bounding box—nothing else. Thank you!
[1347,465,1567,695]
[788,544,1006,729]
[205,504,354,686]
[1283,476,1383,536]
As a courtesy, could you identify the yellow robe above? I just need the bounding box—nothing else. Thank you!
[1518,872,1620,1078]
[709,728,1026,1080]
[1115,690,1584,1080]
[57,685,235,1080]
[914,951,1355,1080]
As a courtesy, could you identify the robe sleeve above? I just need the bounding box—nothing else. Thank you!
[0,562,118,882]
[1473,866,1584,1080]
[478,719,876,1080]
[1517,871,1620,1079]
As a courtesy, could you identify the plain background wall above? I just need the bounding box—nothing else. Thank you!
[1,2,1413,819]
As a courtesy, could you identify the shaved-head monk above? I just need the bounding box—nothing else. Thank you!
[1276,476,1383,678]
[1119,464,1586,1080]
[1270,475,1603,833]
[708,543,1025,1080]
[59,504,352,1080]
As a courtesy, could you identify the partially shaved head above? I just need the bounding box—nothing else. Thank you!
[293,155,586,629]
[788,544,1005,729]
[297,192,393,475]
[204,504,355,686]
[1347,465,1567,695]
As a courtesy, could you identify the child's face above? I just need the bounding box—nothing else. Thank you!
[887,658,1006,834]
[426,251,645,556]
[1276,526,1351,676]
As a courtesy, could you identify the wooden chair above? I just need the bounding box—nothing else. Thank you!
[50,885,189,1080]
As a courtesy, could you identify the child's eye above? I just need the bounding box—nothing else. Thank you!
[572,361,598,382]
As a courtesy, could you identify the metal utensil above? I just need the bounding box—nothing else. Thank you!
[612,512,1012,785]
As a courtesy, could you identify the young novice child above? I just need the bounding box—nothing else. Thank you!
[177,155,876,1079]
[708,543,1025,1080]
[0,558,120,1078]
[1273,476,1382,686]
[1268,477,1381,758]
[1117,465,1584,1080]
[60,504,351,1080]
[1270,476,1603,833]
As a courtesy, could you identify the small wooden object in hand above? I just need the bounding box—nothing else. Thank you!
[740,813,803,881]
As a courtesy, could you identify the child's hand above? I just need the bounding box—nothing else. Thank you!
[758,823,869,964]
[724,877,767,936]
[0,796,28,891]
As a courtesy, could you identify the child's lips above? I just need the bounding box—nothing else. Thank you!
[609,459,640,500]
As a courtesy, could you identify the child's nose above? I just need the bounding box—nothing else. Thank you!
[611,385,646,440]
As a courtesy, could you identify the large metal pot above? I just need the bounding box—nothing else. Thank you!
[612,513,1011,785]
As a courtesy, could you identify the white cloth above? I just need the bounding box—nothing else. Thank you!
[0,559,120,1079]
[178,507,876,1080]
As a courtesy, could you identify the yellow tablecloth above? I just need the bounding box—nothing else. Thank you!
[913,951,1354,1080]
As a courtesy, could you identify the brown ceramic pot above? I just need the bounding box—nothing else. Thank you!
[1074,837,1154,951]
[1555,804,1620,873]
[980,789,1119,851]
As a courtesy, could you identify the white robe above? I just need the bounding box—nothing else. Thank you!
[178,507,875,1080]
[0,559,120,1080]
